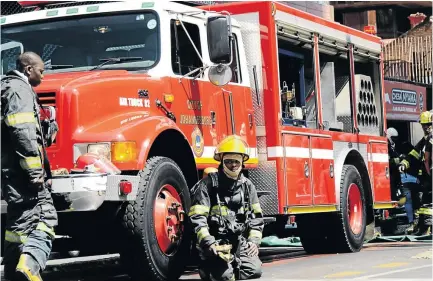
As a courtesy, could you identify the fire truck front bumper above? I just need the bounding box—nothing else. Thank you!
[0,174,141,214]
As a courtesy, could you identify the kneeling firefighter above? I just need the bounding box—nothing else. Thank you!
[400,111,433,235]
[189,135,264,281]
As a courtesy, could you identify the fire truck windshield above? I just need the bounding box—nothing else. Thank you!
[1,12,159,74]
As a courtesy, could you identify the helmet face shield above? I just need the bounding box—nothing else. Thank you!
[223,159,241,166]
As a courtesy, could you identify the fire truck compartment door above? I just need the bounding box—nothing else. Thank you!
[311,136,336,205]
[369,141,391,202]
[282,133,312,205]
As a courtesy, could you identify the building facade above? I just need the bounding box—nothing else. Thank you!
[332,1,432,146]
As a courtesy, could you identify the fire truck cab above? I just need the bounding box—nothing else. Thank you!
[1,1,393,281]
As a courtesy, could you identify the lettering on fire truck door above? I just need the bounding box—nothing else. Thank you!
[311,137,336,205]
[282,133,312,205]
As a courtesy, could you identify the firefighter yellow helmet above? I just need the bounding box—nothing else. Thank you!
[419,111,432,125]
[203,167,218,178]
[214,135,250,162]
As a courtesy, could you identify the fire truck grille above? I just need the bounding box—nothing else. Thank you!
[249,161,279,216]
[38,92,56,107]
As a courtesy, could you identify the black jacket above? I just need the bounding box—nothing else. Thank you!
[401,135,430,180]
[1,71,47,203]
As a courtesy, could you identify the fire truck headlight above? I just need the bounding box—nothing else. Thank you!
[73,143,111,163]
[88,143,111,160]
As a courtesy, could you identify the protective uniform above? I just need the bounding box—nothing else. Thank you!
[416,131,432,235]
[189,135,264,281]
[1,70,58,281]
[386,128,402,201]
[400,111,432,235]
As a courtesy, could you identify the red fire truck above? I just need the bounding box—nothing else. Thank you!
[1,1,393,280]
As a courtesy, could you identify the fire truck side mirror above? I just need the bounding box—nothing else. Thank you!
[208,64,232,87]
[207,15,232,64]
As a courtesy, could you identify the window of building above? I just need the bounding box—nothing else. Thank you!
[171,20,203,76]
[376,8,396,39]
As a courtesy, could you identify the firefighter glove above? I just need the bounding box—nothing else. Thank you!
[399,165,406,173]
[203,243,218,258]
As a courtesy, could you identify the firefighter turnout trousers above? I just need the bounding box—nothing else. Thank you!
[2,184,57,276]
[417,177,432,231]
[198,238,262,281]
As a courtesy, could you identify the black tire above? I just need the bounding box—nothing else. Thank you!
[298,165,367,254]
[297,213,334,254]
[331,164,367,252]
[120,157,191,281]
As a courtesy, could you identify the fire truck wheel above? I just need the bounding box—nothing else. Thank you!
[120,156,191,281]
[333,164,367,252]
[297,214,333,254]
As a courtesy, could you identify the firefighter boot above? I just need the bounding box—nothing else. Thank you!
[405,223,415,234]
[413,216,431,236]
[15,254,43,281]
[406,214,419,235]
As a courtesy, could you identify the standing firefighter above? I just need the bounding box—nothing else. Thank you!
[386,127,403,201]
[399,111,433,235]
[1,52,58,281]
[189,135,264,281]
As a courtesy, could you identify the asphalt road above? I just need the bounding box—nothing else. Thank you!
[1,242,432,281]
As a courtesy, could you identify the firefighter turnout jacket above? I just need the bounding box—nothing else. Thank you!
[424,134,432,177]
[1,70,48,203]
[189,172,264,251]
[401,135,431,180]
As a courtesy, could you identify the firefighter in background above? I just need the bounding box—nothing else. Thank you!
[413,111,432,235]
[1,52,58,281]
[189,135,263,281]
[399,111,433,235]
[416,128,432,235]
[419,123,432,233]
[386,127,403,201]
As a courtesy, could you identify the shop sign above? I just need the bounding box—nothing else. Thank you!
[384,80,426,121]
[363,25,377,35]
